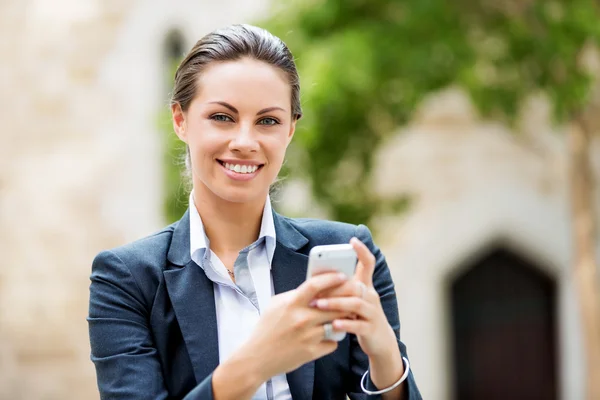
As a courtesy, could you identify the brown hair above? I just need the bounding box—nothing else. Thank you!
[171,23,302,116]
[170,24,301,184]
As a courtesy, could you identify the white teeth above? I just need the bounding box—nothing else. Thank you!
[223,162,259,174]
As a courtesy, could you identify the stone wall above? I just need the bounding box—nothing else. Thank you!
[0,2,137,398]
[0,0,268,398]
[369,88,600,400]
[2,1,598,398]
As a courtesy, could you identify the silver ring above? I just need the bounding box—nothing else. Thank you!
[323,323,335,341]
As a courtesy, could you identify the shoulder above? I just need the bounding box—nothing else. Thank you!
[282,216,375,247]
[90,221,181,306]
[284,216,392,287]
[89,222,180,316]
[92,221,179,281]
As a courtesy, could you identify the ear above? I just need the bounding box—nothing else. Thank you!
[171,103,187,142]
[286,118,297,147]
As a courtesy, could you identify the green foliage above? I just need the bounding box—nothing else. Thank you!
[457,0,600,122]
[261,0,600,225]
[159,59,189,224]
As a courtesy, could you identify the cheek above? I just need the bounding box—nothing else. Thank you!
[265,136,289,165]
[187,141,211,163]
[187,125,222,160]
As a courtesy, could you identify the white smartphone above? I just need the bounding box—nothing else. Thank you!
[306,244,358,342]
[306,244,358,279]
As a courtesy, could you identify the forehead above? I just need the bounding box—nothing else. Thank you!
[192,58,291,108]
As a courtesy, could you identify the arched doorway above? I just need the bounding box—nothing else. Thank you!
[450,248,558,400]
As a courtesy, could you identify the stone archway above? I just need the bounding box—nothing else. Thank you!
[449,248,558,400]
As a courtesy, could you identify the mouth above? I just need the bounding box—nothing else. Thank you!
[216,159,265,180]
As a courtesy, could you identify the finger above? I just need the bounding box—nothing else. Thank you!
[305,309,353,326]
[313,297,374,320]
[310,332,339,357]
[332,318,371,336]
[350,237,375,287]
[317,280,362,299]
[309,304,357,320]
[296,272,347,304]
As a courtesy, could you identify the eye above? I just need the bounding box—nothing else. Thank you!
[258,117,280,126]
[210,114,234,123]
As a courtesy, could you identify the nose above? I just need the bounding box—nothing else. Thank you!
[229,123,259,153]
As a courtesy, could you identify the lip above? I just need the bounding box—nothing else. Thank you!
[217,159,264,181]
[218,158,264,166]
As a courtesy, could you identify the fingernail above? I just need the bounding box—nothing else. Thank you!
[309,300,318,307]
[338,273,348,281]
[316,299,328,308]
[333,320,343,329]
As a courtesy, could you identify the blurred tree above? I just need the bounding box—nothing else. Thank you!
[266,1,475,224]
[161,32,188,224]
[263,1,600,398]
[158,68,188,224]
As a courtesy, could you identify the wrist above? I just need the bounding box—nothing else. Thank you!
[368,346,403,379]
[367,328,404,391]
[212,348,265,400]
[239,340,273,383]
[368,354,404,395]
[367,324,399,359]
[361,356,410,397]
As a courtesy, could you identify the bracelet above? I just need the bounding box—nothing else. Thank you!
[360,356,410,395]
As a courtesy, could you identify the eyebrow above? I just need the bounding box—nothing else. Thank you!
[208,101,286,116]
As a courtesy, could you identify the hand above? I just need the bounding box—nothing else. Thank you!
[242,271,352,381]
[312,276,364,323]
[312,237,397,358]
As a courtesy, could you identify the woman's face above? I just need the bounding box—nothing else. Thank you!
[172,58,296,205]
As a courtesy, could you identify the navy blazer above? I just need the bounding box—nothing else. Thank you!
[88,210,422,399]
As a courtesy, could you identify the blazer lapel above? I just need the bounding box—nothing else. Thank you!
[162,210,315,396]
[271,212,315,400]
[164,211,219,384]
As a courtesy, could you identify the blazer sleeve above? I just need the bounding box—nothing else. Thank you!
[347,225,422,400]
[88,250,213,400]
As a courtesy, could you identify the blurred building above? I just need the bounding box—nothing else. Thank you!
[1,1,599,400]
[279,87,600,400]
[365,89,600,400]
[0,0,269,398]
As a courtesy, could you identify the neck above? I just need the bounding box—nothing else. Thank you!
[192,185,267,255]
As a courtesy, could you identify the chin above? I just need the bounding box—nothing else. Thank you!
[217,192,257,204]
[210,183,268,205]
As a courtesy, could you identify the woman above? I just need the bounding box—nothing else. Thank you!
[88,24,421,400]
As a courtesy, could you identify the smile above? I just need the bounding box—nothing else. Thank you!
[217,159,264,181]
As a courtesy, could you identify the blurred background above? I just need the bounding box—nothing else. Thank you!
[1,0,600,399]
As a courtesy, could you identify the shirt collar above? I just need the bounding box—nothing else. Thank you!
[258,194,276,242]
[189,191,277,263]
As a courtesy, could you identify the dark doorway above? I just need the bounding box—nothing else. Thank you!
[163,30,186,63]
[450,249,557,400]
